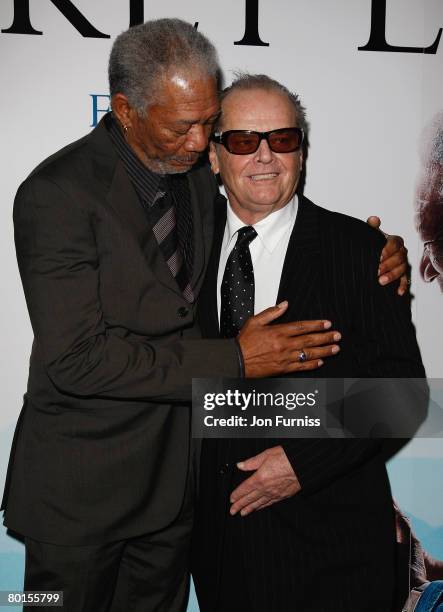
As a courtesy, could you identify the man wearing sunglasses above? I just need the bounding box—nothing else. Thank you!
[192,73,426,612]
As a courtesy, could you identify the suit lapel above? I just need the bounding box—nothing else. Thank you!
[88,119,154,245]
[200,194,322,334]
[276,196,322,321]
[108,161,185,296]
[198,193,227,336]
[187,166,216,296]
[86,118,182,298]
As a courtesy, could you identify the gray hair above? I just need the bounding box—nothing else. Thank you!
[217,72,308,134]
[109,18,220,115]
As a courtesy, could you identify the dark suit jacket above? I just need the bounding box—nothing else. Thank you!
[193,194,427,612]
[1,117,240,545]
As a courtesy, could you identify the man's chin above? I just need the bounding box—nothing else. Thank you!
[144,155,200,175]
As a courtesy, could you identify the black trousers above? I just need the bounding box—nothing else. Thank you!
[24,484,193,612]
[215,509,395,612]
[215,512,252,612]
[194,459,396,612]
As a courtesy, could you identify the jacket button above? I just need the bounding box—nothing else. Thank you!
[177,307,189,318]
[219,463,230,475]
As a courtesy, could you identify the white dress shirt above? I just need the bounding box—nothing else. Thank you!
[217,192,298,323]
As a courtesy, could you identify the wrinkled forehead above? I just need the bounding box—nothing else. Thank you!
[149,69,219,112]
[220,88,297,131]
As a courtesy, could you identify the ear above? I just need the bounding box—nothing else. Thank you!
[111,93,135,130]
[209,142,220,175]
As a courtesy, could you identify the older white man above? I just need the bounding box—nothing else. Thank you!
[192,75,426,612]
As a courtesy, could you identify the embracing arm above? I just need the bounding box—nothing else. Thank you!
[367,215,409,295]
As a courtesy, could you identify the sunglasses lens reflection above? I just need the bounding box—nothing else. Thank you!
[268,129,302,152]
[226,132,260,154]
[224,128,303,154]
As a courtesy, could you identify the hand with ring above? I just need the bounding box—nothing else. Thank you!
[298,350,307,363]
[237,302,342,377]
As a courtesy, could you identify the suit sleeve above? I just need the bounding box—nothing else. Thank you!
[281,229,428,494]
[14,175,240,403]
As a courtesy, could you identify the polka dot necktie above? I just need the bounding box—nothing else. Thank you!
[220,226,257,338]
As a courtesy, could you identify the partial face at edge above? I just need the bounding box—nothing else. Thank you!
[416,171,443,290]
[415,113,443,291]
[209,88,303,224]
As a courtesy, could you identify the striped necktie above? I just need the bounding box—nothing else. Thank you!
[151,176,194,303]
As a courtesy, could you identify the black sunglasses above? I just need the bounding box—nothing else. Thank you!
[211,127,304,155]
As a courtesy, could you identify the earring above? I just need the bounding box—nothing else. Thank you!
[122,124,129,134]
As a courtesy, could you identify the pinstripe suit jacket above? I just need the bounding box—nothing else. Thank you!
[193,194,426,612]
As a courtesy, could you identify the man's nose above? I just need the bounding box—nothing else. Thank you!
[184,125,209,152]
[253,138,273,163]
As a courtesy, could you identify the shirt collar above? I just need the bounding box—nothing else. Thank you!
[106,112,163,206]
[223,189,298,253]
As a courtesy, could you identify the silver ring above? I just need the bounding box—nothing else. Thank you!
[298,350,307,363]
